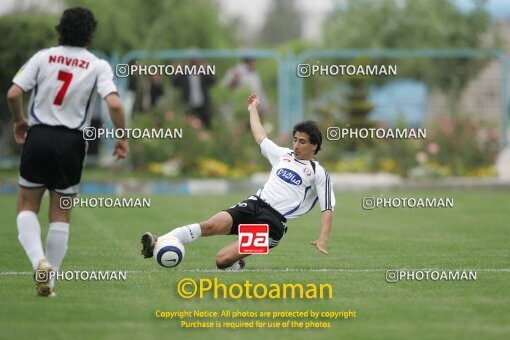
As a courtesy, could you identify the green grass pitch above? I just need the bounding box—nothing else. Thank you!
[0,190,508,339]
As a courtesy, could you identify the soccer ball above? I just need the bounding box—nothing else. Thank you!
[154,237,185,268]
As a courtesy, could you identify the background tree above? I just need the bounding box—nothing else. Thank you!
[0,15,58,156]
[0,0,236,156]
[66,0,235,52]
[323,0,494,112]
[258,0,302,46]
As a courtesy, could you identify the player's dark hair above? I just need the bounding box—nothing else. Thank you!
[293,120,322,154]
[56,7,97,47]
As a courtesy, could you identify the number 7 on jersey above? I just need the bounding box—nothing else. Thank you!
[53,70,73,106]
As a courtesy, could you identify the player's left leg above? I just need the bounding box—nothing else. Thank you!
[141,211,234,258]
[215,241,250,270]
[17,186,55,297]
[17,187,46,270]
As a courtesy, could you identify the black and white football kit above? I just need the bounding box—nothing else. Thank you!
[13,46,117,194]
[226,138,335,248]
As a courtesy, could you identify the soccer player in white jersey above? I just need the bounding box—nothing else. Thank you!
[6,7,129,296]
[141,93,334,270]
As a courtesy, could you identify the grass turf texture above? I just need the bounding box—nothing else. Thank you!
[0,190,508,339]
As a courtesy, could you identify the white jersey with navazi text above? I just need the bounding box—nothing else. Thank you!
[13,46,117,131]
[256,138,335,219]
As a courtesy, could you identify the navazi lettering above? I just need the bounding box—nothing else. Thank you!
[49,55,90,69]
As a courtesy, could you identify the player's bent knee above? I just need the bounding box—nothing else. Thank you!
[215,250,235,269]
[216,259,234,270]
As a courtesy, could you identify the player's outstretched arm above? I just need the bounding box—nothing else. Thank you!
[104,93,129,159]
[7,84,28,144]
[247,93,267,145]
[310,210,332,255]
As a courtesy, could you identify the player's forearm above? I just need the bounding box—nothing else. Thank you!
[318,210,333,241]
[249,107,267,145]
[7,85,25,122]
[109,108,126,131]
[105,93,126,131]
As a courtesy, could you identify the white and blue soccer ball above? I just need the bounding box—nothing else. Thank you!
[154,237,185,268]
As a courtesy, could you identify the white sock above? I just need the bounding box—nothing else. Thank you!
[45,222,69,289]
[162,223,201,245]
[17,210,45,270]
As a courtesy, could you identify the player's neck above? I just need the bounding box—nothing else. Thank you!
[60,45,88,49]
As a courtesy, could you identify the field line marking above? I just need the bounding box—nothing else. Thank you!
[1,268,510,276]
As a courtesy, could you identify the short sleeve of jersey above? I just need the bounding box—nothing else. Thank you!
[12,50,44,92]
[315,166,335,211]
[96,60,117,98]
[260,138,291,166]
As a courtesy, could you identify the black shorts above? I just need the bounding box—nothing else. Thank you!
[19,125,87,194]
[225,195,288,248]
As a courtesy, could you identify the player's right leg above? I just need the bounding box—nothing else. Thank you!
[44,125,85,296]
[141,211,233,258]
[215,241,249,270]
[45,191,73,296]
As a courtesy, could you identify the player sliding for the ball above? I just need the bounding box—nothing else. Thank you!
[141,93,335,270]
